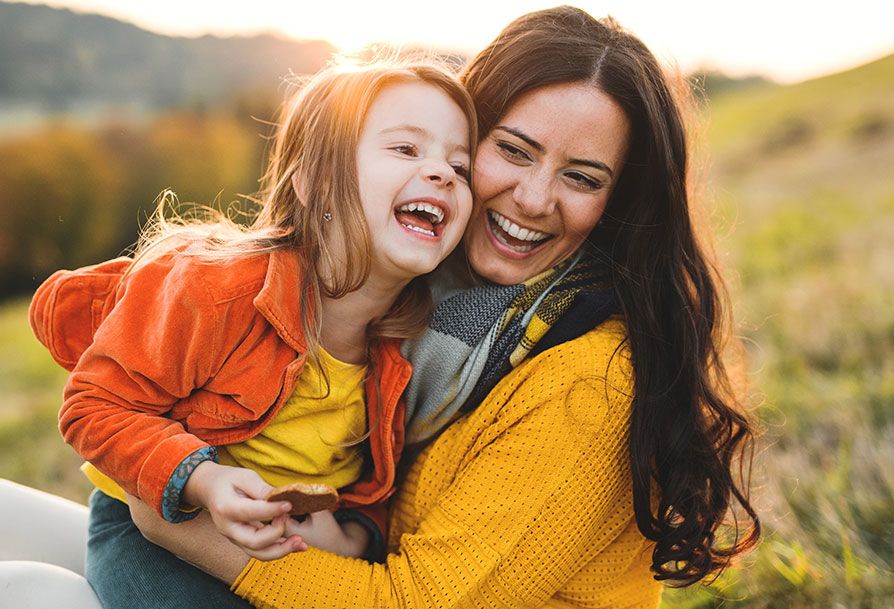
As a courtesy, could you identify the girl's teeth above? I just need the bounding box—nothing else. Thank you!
[397,202,444,224]
[402,223,435,237]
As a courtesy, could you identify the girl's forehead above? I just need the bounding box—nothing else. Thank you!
[362,82,471,148]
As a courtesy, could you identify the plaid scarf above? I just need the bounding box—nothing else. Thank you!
[401,250,616,445]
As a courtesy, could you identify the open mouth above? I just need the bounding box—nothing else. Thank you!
[395,201,447,238]
[487,210,552,252]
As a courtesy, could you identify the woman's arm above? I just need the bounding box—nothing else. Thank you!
[128,493,372,569]
[132,329,642,608]
[127,496,252,583]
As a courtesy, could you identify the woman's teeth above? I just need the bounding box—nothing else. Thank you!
[488,210,550,252]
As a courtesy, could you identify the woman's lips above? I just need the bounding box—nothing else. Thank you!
[485,210,552,256]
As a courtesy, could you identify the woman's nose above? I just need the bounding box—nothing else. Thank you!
[513,169,556,217]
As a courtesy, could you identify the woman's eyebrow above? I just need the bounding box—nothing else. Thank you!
[495,126,614,177]
[495,126,542,151]
[568,157,613,177]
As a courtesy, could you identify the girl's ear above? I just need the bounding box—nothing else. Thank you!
[291,173,309,208]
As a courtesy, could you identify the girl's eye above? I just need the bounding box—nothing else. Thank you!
[451,163,471,181]
[565,171,603,191]
[391,144,418,157]
[496,141,532,162]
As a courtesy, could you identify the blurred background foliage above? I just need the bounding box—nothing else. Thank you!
[0,2,892,607]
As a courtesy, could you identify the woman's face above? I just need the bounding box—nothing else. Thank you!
[463,82,630,285]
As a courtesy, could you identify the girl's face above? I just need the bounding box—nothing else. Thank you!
[463,82,630,285]
[356,81,473,284]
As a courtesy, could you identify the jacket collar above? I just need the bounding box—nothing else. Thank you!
[253,248,311,354]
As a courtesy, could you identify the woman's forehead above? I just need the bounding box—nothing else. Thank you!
[496,82,630,172]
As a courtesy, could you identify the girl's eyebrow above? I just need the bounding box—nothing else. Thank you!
[379,124,470,154]
[494,125,614,177]
[380,124,429,137]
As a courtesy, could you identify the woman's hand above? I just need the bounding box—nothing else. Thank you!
[181,461,304,559]
[284,511,370,558]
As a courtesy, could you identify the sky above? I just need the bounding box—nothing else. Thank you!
[19,0,894,83]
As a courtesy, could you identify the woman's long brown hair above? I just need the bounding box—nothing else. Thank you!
[462,6,760,585]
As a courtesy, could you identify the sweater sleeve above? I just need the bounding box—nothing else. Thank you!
[233,329,638,609]
[59,255,226,521]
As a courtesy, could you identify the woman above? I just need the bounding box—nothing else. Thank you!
[127,6,760,608]
[1,6,759,609]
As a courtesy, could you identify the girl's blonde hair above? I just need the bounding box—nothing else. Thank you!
[133,58,477,350]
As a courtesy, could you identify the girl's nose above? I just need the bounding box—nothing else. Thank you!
[422,160,455,188]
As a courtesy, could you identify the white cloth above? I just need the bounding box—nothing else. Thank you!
[0,479,89,574]
[0,561,101,609]
[0,479,99,608]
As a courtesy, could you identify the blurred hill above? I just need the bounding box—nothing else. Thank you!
[689,70,773,99]
[703,53,894,364]
[0,1,334,116]
[0,1,339,293]
[0,2,891,298]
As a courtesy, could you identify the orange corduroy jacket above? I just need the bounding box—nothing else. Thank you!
[29,247,412,536]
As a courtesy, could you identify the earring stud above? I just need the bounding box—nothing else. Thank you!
[322,212,332,222]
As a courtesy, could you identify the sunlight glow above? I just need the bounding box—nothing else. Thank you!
[19,0,894,83]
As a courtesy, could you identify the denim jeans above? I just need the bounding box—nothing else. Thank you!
[86,490,253,609]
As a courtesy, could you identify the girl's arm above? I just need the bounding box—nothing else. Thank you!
[57,255,293,554]
[58,255,225,521]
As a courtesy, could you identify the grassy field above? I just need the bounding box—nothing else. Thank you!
[0,297,93,503]
[661,56,894,608]
[1,55,893,606]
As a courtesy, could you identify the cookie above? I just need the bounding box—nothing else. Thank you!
[266,482,339,516]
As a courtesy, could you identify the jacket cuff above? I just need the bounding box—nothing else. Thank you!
[333,508,386,563]
[161,446,218,523]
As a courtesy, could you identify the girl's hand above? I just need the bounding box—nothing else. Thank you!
[285,510,370,558]
[180,461,304,559]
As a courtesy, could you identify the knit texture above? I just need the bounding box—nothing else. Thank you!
[232,318,662,609]
[402,250,614,445]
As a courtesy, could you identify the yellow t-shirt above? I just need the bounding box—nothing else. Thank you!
[82,346,368,501]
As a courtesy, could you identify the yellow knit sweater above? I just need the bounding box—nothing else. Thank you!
[232,318,662,608]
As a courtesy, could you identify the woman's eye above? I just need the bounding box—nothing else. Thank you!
[391,144,418,157]
[451,163,471,181]
[566,171,603,191]
[496,141,531,162]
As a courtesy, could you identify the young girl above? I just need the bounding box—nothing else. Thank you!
[29,58,476,576]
